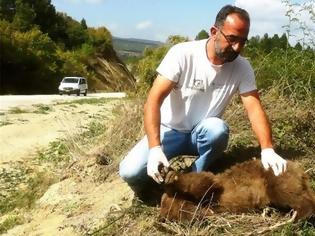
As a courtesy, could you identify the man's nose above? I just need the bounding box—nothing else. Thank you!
[232,42,243,52]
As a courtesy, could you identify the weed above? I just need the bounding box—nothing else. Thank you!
[272,221,315,236]
[81,121,105,139]
[0,120,13,126]
[90,204,158,236]
[8,107,29,114]
[58,97,115,106]
[68,104,78,108]
[0,215,24,234]
[63,202,80,214]
[0,164,56,215]
[37,140,70,163]
[33,104,53,114]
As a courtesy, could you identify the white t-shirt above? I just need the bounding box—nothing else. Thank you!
[156,39,256,132]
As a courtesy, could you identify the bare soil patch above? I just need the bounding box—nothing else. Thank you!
[0,101,110,163]
[0,98,134,235]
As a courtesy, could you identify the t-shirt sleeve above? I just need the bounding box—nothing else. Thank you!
[238,60,257,94]
[156,45,182,83]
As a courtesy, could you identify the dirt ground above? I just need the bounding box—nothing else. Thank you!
[0,93,126,163]
[1,104,102,163]
[0,97,133,235]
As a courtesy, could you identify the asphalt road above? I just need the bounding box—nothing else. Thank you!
[0,92,126,112]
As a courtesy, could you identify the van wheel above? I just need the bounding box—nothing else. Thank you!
[84,90,87,96]
[77,91,80,96]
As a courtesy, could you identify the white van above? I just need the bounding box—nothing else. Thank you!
[58,77,88,96]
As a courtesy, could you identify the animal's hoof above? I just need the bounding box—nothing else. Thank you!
[164,171,179,185]
[159,164,169,179]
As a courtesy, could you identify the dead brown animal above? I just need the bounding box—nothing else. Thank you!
[160,160,315,222]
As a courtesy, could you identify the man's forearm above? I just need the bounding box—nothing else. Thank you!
[249,108,273,149]
[144,101,162,148]
[241,91,273,149]
[143,75,175,149]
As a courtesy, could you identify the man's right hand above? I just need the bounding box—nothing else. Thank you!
[147,146,170,184]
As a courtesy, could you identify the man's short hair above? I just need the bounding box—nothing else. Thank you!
[215,5,250,28]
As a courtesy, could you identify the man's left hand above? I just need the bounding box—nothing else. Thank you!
[261,148,287,176]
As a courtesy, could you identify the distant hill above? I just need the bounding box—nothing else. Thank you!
[113,37,163,58]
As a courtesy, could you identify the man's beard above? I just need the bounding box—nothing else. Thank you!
[214,40,239,62]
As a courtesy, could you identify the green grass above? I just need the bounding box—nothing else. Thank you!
[0,215,24,234]
[57,97,116,106]
[0,164,55,215]
[272,221,315,236]
[37,117,108,164]
[8,107,29,114]
[37,140,70,163]
[0,120,13,126]
[81,120,106,139]
[33,104,53,114]
[7,104,53,115]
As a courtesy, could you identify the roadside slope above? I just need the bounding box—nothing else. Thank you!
[1,98,140,235]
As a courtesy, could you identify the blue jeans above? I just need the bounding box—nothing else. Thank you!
[119,117,229,192]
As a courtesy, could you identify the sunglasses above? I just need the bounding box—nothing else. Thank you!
[216,27,248,46]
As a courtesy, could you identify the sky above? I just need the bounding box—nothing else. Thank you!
[51,0,314,44]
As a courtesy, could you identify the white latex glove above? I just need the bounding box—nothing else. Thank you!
[261,148,287,176]
[147,146,170,184]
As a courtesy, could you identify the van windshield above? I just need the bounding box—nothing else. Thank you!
[63,78,79,83]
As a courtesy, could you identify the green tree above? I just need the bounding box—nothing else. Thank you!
[271,34,280,48]
[81,18,87,29]
[279,33,289,49]
[0,1,131,94]
[88,27,112,47]
[195,29,209,40]
[294,42,302,51]
[260,33,273,52]
[30,0,60,40]
[0,0,15,21]
[167,35,189,45]
[63,14,88,49]
[12,0,35,31]
[0,20,59,94]
[135,46,169,94]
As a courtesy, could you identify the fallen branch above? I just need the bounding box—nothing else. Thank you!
[246,210,297,235]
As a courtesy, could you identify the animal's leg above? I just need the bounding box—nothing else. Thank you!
[160,192,214,222]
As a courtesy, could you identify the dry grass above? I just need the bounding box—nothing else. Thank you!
[92,203,314,235]
[87,92,314,235]
[59,98,145,183]
[3,92,313,235]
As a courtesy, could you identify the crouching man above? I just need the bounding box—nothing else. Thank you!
[119,5,287,201]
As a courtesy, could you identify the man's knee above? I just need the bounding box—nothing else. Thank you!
[195,117,229,149]
[119,159,130,180]
[119,157,142,183]
[119,137,149,183]
[199,117,229,137]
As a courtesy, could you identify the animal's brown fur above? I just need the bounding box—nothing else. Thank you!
[160,160,315,222]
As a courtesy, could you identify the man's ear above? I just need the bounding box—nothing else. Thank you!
[210,26,218,37]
